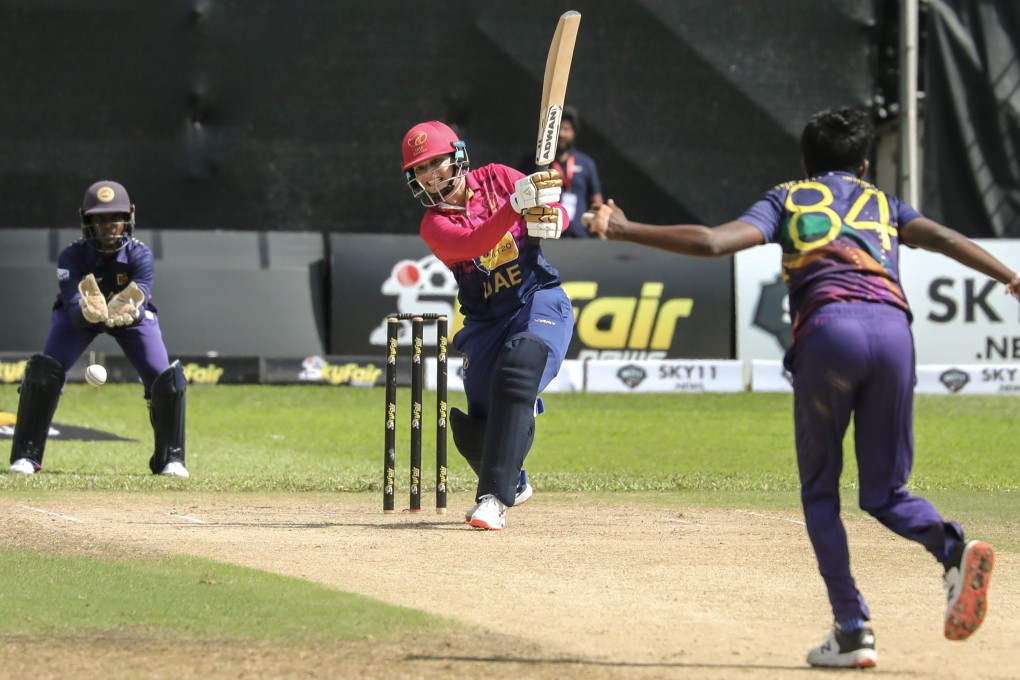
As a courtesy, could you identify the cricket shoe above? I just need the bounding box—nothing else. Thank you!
[464,470,533,521]
[159,461,190,478]
[943,539,995,640]
[806,623,877,668]
[8,458,40,475]
[469,494,507,531]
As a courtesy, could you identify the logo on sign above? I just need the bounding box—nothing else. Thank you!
[617,364,647,389]
[753,275,792,351]
[939,368,969,393]
[182,363,224,385]
[300,356,382,386]
[370,255,457,347]
[564,281,693,361]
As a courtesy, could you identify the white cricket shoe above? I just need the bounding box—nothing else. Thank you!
[464,470,533,521]
[159,461,190,478]
[806,623,877,668]
[469,494,507,531]
[8,458,38,475]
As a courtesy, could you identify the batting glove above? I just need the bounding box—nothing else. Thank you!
[524,206,565,240]
[106,281,144,327]
[510,170,562,213]
[77,274,109,324]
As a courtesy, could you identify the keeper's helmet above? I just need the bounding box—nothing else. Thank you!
[80,180,135,254]
[401,121,470,206]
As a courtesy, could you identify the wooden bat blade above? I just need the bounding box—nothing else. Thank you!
[535,10,581,167]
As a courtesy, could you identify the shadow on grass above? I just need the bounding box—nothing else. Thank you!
[406,653,815,673]
[155,518,464,530]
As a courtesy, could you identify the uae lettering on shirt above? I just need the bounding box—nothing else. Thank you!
[474,232,522,299]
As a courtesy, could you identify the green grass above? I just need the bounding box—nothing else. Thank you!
[0,548,447,641]
[2,384,1019,644]
[2,385,1018,494]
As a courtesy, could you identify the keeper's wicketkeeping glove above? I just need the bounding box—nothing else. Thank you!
[510,170,563,213]
[77,274,108,324]
[106,281,145,327]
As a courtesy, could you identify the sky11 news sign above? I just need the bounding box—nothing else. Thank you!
[736,242,1020,364]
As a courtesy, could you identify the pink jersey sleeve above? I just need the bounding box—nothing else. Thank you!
[420,202,519,264]
[419,165,524,264]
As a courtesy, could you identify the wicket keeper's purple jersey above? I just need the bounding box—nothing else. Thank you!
[419,163,564,320]
[55,238,156,326]
[739,171,922,335]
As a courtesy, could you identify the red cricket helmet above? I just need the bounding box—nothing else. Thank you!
[401,121,464,171]
[401,121,470,207]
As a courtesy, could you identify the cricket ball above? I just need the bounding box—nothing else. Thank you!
[85,364,107,387]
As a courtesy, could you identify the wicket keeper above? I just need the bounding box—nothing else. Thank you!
[8,180,188,478]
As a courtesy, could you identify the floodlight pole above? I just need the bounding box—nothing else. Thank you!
[898,0,921,209]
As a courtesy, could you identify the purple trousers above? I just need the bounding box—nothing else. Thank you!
[42,308,170,399]
[785,303,963,622]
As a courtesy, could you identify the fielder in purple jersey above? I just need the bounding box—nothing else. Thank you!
[8,180,188,479]
[401,121,573,530]
[586,108,1015,668]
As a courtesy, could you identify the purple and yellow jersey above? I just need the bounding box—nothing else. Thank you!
[55,238,156,326]
[739,171,922,333]
[419,163,563,320]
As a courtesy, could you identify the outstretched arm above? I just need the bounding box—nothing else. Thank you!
[583,199,764,257]
[901,217,1020,297]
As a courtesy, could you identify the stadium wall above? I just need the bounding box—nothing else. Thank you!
[2,232,1019,395]
[0,1,876,234]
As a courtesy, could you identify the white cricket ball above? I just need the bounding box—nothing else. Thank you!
[85,364,107,387]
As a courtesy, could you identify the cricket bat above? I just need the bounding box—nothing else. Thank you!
[535,11,581,169]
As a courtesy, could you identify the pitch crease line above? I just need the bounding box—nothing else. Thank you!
[736,510,806,526]
[18,505,82,523]
[169,513,207,524]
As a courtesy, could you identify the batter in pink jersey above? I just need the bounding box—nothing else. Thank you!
[401,121,573,530]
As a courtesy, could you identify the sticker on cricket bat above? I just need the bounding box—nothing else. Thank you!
[537,105,565,168]
[535,11,581,168]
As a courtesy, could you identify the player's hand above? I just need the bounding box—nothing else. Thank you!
[510,170,562,213]
[524,206,564,240]
[1007,274,1020,301]
[105,281,144,327]
[582,199,625,239]
[77,274,109,324]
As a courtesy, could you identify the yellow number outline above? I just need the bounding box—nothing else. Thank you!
[785,182,897,253]
[785,183,841,252]
[844,188,895,250]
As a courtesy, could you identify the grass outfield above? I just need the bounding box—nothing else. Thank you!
[1,384,1018,494]
[1,384,1018,647]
